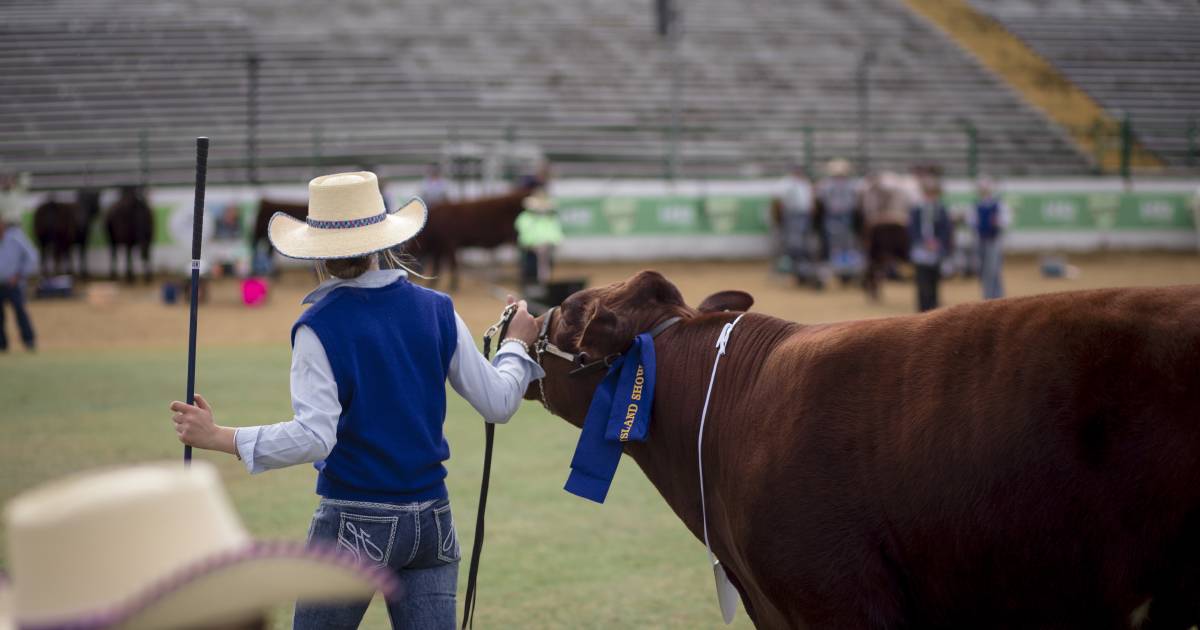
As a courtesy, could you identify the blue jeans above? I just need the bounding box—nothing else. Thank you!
[294,497,460,630]
[0,284,35,350]
[979,238,1004,299]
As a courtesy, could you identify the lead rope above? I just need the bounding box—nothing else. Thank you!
[462,303,517,630]
[697,313,745,624]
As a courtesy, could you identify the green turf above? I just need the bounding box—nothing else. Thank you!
[0,347,752,629]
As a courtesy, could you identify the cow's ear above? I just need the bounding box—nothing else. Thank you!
[628,270,687,307]
[698,290,754,313]
[577,303,624,357]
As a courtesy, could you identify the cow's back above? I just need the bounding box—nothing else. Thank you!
[727,286,1200,626]
[421,191,525,249]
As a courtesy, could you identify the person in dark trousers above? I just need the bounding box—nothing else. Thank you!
[0,212,39,352]
[908,174,952,312]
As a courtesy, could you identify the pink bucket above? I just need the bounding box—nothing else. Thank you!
[241,278,269,307]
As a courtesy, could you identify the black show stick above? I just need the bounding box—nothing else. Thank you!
[184,137,208,466]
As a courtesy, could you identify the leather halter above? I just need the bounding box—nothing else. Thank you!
[533,306,682,412]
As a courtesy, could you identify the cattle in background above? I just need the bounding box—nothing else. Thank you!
[528,270,1200,628]
[73,188,101,278]
[409,186,536,292]
[32,189,103,278]
[105,186,155,283]
[33,197,79,278]
[251,198,307,273]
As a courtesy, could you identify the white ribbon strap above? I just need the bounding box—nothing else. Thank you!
[698,313,745,624]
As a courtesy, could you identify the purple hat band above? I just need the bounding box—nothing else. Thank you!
[15,540,400,630]
[306,211,388,230]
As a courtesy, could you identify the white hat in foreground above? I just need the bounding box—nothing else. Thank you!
[268,171,427,260]
[0,462,396,630]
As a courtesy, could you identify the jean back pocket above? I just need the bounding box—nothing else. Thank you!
[337,512,399,568]
[432,504,460,563]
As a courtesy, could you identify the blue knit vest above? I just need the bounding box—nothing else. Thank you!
[976,199,1001,240]
[292,277,458,503]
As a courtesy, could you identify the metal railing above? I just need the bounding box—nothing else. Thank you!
[10,116,1199,190]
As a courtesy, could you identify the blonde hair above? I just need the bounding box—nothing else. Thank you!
[315,248,430,283]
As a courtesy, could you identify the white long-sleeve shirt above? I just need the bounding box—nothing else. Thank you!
[234,270,544,474]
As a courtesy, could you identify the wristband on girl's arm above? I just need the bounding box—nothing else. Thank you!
[499,338,530,355]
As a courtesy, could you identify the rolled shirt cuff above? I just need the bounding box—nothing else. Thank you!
[493,342,546,380]
[234,426,262,474]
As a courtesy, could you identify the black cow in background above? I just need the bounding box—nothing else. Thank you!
[32,188,102,278]
[105,186,155,283]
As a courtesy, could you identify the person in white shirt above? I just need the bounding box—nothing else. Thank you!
[971,176,1013,300]
[418,162,451,207]
[777,165,818,285]
[816,158,862,281]
[168,171,540,629]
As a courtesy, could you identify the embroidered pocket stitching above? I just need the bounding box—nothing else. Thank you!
[405,511,421,566]
[336,512,398,568]
[433,504,459,563]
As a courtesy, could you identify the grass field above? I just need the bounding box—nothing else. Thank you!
[0,345,752,629]
[3,254,1199,628]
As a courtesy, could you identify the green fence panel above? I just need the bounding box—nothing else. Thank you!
[1006,193,1098,230]
[1113,193,1193,230]
[555,197,608,236]
[556,195,771,236]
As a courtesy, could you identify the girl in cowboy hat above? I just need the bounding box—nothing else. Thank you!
[168,171,542,629]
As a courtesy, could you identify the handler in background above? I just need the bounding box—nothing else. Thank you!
[169,171,542,629]
[776,163,819,287]
[0,191,38,353]
[815,158,862,280]
[908,170,952,312]
[972,176,1012,299]
[515,189,564,287]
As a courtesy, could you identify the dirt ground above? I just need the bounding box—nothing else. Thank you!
[15,252,1200,352]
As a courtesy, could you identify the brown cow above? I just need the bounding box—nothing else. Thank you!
[410,187,535,292]
[525,270,1200,628]
[251,198,307,272]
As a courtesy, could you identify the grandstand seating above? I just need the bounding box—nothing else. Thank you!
[970,0,1200,167]
[2,0,1097,187]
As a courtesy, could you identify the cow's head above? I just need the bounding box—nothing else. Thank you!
[524,270,753,427]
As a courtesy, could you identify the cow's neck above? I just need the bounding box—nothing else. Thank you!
[623,313,800,542]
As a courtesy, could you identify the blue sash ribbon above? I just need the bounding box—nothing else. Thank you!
[563,333,657,503]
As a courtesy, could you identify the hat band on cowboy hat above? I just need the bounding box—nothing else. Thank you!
[305,211,389,230]
[267,171,428,261]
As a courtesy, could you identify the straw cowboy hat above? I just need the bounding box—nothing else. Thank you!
[825,158,853,177]
[0,462,396,630]
[522,191,556,214]
[268,171,427,260]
